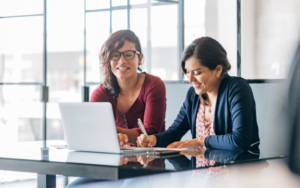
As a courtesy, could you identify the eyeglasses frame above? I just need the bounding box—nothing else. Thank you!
[111,50,141,61]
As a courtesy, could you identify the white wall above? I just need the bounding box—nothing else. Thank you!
[165,81,290,154]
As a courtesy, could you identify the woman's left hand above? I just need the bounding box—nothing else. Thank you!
[166,137,206,149]
[117,133,131,147]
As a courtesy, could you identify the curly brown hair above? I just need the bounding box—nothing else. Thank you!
[181,37,231,104]
[100,30,143,98]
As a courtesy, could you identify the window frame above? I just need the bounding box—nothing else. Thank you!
[0,0,47,146]
[83,0,286,87]
[84,0,183,86]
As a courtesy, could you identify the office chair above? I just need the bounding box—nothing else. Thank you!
[288,42,300,175]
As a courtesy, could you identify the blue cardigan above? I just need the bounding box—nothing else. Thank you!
[155,76,260,150]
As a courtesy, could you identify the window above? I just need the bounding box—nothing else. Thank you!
[85,0,180,83]
[0,1,44,143]
[0,16,43,83]
[46,0,84,140]
[241,0,300,79]
[86,11,110,83]
[184,0,237,78]
[0,0,43,17]
[0,85,42,143]
[0,1,44,183]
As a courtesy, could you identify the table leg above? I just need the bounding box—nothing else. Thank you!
[37,174,56,188]
[64,176,69,186]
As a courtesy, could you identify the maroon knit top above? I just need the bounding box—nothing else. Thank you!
[90,73,166,135]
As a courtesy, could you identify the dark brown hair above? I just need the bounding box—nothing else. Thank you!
[100,30,143,98]
[181,37,231,104]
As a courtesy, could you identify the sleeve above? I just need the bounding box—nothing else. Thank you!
[146,159,166,169]
[154,87,193,147]
[89,84,109,102]
[204,79,257,150]
[204,149,246,163]
[167,156,191,170]
[132,78,166,135]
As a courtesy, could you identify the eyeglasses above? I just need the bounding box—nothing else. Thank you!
[112,50,140,61]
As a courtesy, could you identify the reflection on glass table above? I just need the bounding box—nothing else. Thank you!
[0,140,284,171]
[67,158,300,188]
[66,151,165,169]
[64,148,271,187]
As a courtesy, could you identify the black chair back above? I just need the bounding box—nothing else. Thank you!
[288,42,300,175]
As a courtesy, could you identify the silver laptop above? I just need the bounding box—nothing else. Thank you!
[58,102,152,154]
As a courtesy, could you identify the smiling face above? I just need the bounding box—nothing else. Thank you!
[185,56,223,95]
[110,40,143,80]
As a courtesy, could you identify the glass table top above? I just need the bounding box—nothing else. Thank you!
[0,140,286,171]
[64,159,300,188]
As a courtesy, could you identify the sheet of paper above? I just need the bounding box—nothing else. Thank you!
[123,147,187,151]
[151,147,188,151]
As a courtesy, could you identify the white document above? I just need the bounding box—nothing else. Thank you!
[151,147,188,151]
[53,145,187,151]
[123,147,187,151]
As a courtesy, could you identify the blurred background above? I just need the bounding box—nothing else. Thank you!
[0,0,300,187]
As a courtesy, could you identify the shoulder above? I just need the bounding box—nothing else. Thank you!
[186,86,196,96]
[93,84,107,94]
[141,74,166,101]
[90,84,110,102]
[221,76,252,93]
[143,73,166,91]
[180,86,198,107]
[144,73,165,87]
[220,76,254,102]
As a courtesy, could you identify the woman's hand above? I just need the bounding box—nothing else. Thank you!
[167,137,206,149]
[119,156,129,165]
[116,127,140,144]
[136,155,156,166]
[136,134,157,147]
[119,156,137,166]
[118,133,131,147]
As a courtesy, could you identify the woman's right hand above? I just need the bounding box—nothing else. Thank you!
[118,133,131,147]
[136,134,157,147]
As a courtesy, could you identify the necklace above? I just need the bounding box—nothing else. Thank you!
[204,98,212,113]
[208,107,212,113]
[205,102,212,113]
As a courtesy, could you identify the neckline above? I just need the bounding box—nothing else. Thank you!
[199,103,214,122]
[197,75,229,120]
[116,73,148,115]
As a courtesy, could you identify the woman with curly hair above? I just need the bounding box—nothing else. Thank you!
[90,30,166,146]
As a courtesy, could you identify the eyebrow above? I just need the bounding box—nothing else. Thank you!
[186,68,201,72]
[116,49,136,53]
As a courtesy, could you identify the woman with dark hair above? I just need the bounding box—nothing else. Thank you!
[90,30,166,146]
[136,37,260,150]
